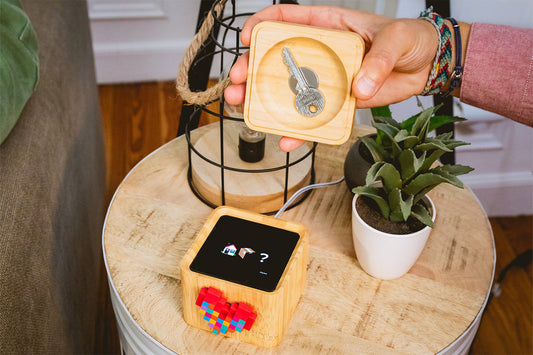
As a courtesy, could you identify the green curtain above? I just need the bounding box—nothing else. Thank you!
[0,0,39,144]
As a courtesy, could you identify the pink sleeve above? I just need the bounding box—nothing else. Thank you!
[460,23,533,126]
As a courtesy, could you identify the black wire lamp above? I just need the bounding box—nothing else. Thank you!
[177,0,317,214]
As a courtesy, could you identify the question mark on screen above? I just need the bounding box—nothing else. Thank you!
[260,253,269,263]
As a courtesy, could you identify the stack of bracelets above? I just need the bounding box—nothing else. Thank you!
[419,6,463,96]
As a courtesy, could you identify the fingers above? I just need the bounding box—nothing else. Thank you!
[355,71,426,108]
[241,5,348,46]
[352,21,412,101]
[229,51,249,85]
[279,137,306,152]
[224,51,249,105]
[224,84,246,105]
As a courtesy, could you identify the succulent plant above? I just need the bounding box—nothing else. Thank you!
[352,104,474,228]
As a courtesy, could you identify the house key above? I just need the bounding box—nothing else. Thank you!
[282,47,325,117]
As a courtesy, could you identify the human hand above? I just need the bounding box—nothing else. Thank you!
[224,4,439,151]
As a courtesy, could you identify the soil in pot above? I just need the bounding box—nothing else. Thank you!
[356,196,427,235]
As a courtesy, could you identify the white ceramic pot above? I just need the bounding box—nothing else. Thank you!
[351,194,436,280]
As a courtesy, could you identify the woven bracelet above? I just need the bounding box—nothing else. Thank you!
[419,7,453,95]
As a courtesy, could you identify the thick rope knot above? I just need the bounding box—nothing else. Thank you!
[176,0,231,105]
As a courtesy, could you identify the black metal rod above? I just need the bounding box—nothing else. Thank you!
[426,0,455,165]
[219,100,226,205]
[284,152,290,203]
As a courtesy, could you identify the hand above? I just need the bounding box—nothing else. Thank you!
[224,5,439,151]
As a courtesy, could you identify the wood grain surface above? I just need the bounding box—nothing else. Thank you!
[95,81,532,355]
[103,123,495,354]
[244,21,364,145]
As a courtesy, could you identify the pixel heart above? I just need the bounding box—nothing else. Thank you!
[195,287,257,335]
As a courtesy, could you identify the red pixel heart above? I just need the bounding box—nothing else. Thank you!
[195,287,257,335]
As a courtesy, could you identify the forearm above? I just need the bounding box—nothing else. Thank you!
[459,23,533,126]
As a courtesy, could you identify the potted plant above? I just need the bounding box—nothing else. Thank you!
[350,104,473,279]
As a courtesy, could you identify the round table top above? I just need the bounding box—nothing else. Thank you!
[103,124,495,354]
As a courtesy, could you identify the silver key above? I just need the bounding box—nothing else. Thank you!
[282,47,324,117]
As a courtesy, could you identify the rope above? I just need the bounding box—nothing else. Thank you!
[176,0,231,105]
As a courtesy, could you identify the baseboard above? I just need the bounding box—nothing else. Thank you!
[461,171,533,216]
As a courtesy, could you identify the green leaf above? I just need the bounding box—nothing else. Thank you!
[400,112,420,132]
[432,164,475,177]
[365,162,386,185]
[371,105,393,120]
[403,170,464,196]
[394,129,419,149]
[359,136,386,162]
[410,106,435,138]
[419,150,446,172]
[442,139,470,150]
[410,202,434,228]
[427,115,467,132]
[415,139,454,152]
[374,115,402,130]
[372,122,400,138]
[0,0,40,144]
[399,149,426,181]
[432,132,471,150]
[373,122,402,157]
[401,103,450,133]
[352,186,390,219]
[388,188,413,222]
[409,166,473,202]
[365,162,402,194]
[435,131,454,140]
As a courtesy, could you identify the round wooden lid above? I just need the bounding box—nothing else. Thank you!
[190,120,313,213]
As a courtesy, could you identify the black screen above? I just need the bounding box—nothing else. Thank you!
[189,215,300,292]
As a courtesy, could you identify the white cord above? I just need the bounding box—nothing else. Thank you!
[274,176,345,218]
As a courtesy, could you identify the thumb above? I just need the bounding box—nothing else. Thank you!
[352,22,408,100]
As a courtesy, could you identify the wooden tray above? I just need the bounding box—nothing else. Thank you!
[244,21,364,145]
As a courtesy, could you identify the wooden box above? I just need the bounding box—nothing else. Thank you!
[180,206,309,347]
[244,21,365,145]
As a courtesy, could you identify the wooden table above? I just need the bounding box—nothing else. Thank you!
[103,123,495,354]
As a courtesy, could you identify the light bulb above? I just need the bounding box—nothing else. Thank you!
[238,124,266,163]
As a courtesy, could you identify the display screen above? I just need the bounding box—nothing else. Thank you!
[189,215,300,292]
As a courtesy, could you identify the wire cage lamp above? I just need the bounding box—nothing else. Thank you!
[177,0,317,214]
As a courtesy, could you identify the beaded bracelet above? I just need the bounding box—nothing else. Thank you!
[419,7,453,95]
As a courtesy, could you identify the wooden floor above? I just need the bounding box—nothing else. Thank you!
[95,81,533,354]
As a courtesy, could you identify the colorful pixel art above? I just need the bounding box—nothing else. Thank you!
[238,247,255,259]
[221,243,237,256]
[195,287,257,335]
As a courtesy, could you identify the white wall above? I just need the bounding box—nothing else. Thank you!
[88,0,199,83]
[89,0,533,216]
[88,0,397,83]
[88,0,282,83]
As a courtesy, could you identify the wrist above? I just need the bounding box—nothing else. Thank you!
[418,7,471,97]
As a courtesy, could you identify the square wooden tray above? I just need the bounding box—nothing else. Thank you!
[244,21,364,145]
